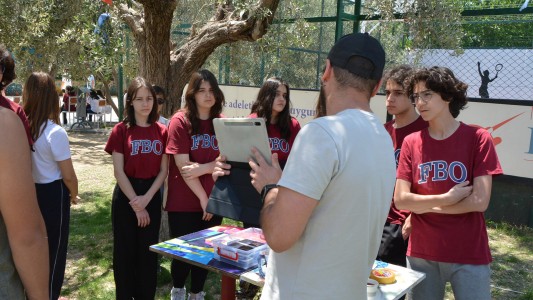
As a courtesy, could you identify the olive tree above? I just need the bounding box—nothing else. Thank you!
[115,0,281,115]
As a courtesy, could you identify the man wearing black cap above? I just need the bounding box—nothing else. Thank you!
[237,33,396,299]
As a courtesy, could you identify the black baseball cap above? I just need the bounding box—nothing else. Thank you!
[327,33,385,80]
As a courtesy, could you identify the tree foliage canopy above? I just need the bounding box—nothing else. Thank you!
[1,0,530,113]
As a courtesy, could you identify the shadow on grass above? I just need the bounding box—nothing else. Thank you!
[69,132,112,167]
[487,221,533,299]
[63,190,114,297]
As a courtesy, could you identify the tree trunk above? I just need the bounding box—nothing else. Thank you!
[118,0,280,117]
[100,80,119,117]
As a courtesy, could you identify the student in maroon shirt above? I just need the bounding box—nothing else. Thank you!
[248,77,301,169]
[105,77,168,300]
[377,65,428,271]
[61,86,76,125]
[166,70,225,300]
[395,67,502,299]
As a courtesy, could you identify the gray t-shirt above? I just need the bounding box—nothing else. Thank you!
[261,109,396,300]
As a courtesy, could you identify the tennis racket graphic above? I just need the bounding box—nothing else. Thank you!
[495,63,503,75]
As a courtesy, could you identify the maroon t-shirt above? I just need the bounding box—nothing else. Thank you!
[248,113,301,168]
[62,93,75,111]
[105,122,168,179]
[0,95,33,146]
[165,111,221,212]
[397,122,502,264]
[384,116,428,225]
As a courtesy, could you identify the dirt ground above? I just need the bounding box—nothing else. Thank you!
[68,131,112,168]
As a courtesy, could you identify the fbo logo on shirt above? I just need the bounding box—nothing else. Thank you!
[131,140,163,155]
[418,160,467,184]
[191,134,219,150]
[269,137,289,153]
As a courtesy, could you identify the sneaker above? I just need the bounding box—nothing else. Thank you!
[188,291,206,300]
[171,287,187,300]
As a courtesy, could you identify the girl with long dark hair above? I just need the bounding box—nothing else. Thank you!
[249,77,301,170]
[105,77,168,300]
[166,69,225,300]
[23,72,79,300]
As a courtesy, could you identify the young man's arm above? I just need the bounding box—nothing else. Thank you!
[247,148,319,253]
[425,175,492,214]
[260,187,318,252]
[394,179,472,213]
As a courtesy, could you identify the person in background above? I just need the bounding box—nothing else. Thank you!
[249,77,301,170]
[23,72,80,300]
[0,107,49,300]
[166,69,225,300]
[395,66,502,299]
[61,86,76,125]
[0,44,33,147]
[105,77,168,300]
[214,33,395,299]
[153,85,169,126]
[377,65,428,270]
[86,89,100,122]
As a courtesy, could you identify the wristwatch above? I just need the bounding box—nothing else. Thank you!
[260,184,278,202]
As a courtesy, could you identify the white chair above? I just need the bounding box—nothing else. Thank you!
[98,99,110,127]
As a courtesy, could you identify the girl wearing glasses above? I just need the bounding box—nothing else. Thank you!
[153,85,169,126]
[395,66,502,299]
[105,77,168,300]
[166,69,225,300]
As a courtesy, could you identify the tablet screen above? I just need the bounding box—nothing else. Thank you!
[213,118,272,165]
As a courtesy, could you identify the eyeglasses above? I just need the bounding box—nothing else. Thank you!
[410,90,434,104]
[157,98,165,105]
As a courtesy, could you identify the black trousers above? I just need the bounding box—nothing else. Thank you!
[61,111,68,125]
[377,222,408,267]
[35,180,70,300]
[112,177,162,300]
[168,212,222,293]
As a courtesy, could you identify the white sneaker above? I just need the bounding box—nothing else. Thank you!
[188,291,206,300]
[171,287,187,300]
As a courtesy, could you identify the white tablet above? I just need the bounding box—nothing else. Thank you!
[213,118,272,165]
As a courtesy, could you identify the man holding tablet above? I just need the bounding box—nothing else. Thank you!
[215,33,395,299]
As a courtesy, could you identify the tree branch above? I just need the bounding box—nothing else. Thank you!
[115,2,144,37]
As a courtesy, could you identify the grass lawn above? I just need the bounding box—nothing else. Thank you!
[62,132,533,300]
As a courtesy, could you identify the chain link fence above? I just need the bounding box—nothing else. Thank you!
[411,48,532,101]
[171,1,533,101]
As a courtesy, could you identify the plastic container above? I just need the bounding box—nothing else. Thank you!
[212,227,269,269]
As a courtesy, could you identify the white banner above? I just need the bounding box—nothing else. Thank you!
[219,85,533,179]
[219,86,387,126]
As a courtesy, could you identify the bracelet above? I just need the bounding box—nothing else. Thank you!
[260,184,278,202]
